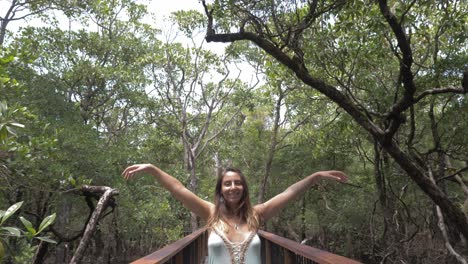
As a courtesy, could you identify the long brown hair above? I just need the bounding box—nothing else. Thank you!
[206,168,260,232]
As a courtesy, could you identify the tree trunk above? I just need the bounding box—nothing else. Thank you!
[70,186,118,264]
[257,87,283,203]
[428,168,468,264]
[215,152,223,178]
[383,140,468,240]
[188,153,199,231]
[0,14,9,46]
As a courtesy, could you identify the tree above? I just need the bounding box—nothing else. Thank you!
[0,0,79,46]
[149,10,255,230]
[1,1,164,262]
[200,0,468,242]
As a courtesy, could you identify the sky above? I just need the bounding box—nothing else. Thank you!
[148,0,203,20]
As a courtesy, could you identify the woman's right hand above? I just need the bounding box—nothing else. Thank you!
[121,163,214,219]
[122,164,156,180]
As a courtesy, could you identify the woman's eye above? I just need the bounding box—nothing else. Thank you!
[223,181,242,186]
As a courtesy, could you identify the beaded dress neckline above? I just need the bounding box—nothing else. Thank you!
[212,228,256,264]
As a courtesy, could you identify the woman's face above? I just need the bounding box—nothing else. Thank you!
[221,171,244,207]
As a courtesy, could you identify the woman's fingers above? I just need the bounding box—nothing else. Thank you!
[337,172,348,183]
[122,165,143,180]
[335,172,348,182]
[328,171,348,183]
[122,164,154,180]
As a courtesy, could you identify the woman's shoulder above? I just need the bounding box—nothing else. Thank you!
[253,204,265,219]
[204,203,216,219]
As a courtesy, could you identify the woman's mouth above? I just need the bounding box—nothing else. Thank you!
[226,192,241,199]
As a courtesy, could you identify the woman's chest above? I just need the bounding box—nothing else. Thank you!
[223,229,251,243]
[208,231,261,264]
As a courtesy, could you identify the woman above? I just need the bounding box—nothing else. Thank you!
[122,164,348,264]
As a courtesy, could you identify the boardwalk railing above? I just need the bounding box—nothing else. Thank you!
[130,228,208,264]
[258,230,361,264]
[131,228,362,264]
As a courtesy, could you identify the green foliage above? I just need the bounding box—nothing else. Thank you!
[0,202,56,262]
[0,0,466,263]
[0,102,25,143]
[0,202,23,226]
[0,51,26,143]
[0,202,56,241]
[171,10,206,37]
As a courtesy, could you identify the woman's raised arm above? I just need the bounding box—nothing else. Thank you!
[254,170,348,222]
[122,164,213,220]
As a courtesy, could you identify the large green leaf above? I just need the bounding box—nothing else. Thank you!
[1,226,21,237]
[35,236,57,244]
[37,213,56,235]
[1,201,23,225]
[8,122,25,128]
[19,216,36,235]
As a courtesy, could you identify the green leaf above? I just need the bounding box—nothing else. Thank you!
[1,201,23,225]
[35,236,57,244]
[37,213,56,235]
[6,126,17,137]
[1,226,21,237]
[8,122,25,128]
[19,216,36,235]
[0,127,8,142]
[69,176,76,187]
[0,77,10,84]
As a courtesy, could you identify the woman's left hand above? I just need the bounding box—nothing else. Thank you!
[313,170,348,183]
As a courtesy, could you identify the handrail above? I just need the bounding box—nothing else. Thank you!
[258,230,362,264]
[130,228,207,264]
[131,228,362,264]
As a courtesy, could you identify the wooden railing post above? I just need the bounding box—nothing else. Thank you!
[175,252,182,264]
[284,249,293,264]
[264,239,271,264]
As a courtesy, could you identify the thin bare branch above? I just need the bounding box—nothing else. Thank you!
[415,86,466,103]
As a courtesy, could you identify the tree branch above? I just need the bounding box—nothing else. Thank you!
[206,31,384,139]
[378,0,417,140]
[415,86,466,103]
[437,166,468,183]
[70,186,118,264]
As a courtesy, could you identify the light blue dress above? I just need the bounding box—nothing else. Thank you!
[207,228,261,264]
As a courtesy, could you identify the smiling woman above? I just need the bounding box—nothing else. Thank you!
[205,168,261,264]
[221,171,244,206]
[122,164,348,264]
